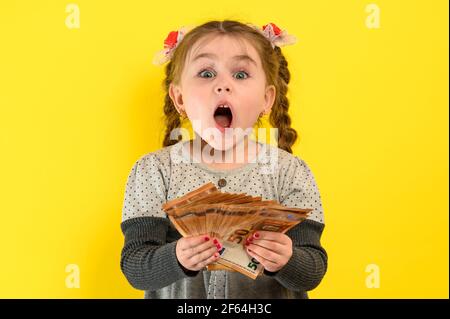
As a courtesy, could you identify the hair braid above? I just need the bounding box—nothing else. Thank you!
[269,46,297,153]
[162,61,183,147]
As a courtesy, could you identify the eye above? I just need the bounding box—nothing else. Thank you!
[234,71,249,80]
[198,69,215,78]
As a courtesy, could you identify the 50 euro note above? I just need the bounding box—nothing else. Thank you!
[162,182,313,279]
[209,207,312,279]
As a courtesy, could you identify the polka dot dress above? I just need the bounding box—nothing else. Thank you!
[121,140,325,298]
[206,271,227,299]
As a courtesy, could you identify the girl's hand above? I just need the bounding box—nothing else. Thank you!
[244,231,293,272]
[176,235,222,271]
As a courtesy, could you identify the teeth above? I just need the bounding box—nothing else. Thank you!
[218,104,229,108]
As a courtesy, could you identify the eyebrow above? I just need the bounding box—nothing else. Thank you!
[191,52,257,67]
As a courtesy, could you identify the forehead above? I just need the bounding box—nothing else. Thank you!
[187,34,261,67]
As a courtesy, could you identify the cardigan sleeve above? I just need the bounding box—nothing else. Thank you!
[120,155,198,291]
[120,216,199,291]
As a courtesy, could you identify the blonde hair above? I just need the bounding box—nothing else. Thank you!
[161,20,297,153]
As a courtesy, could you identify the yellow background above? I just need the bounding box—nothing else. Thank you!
[0,0,448,298]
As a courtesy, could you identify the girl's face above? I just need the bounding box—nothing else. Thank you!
[169,34,276,151]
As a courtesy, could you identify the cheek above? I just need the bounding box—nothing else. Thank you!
[238,90,265,116]
[183,88,208,119]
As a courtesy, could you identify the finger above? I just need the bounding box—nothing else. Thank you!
[248,231,291,244]
[183,236,219,258]
[189,245,219,265]
[244,234,280,247]
[245,239,285,255]
[193,251,220,270]
[181,235,213,251]
[185,237,222,259]
[246,247,278,270]
[245,244,279,264]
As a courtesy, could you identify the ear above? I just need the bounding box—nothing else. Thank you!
[262,84,276,115]
[169,83,185,114]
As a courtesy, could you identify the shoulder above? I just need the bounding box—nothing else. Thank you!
[128,143,179,178]
[267,145,324,224]
[262,143,314,176]
[122,144,180,222]
[276,145,302,166]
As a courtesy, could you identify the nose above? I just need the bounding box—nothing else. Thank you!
[214,85,231,94]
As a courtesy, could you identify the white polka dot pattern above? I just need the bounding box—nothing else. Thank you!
[122,155,168,221]
[121,141,325,225]
[206,271,227,299]
[278,156,325,224]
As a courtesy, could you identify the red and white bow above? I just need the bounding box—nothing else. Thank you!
[258,23,297,49]
[153,23,297,65]
[152,26,192,65]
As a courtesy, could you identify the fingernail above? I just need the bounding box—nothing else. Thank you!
[214,253,219,258]
[248,237,253,242]
[213,239,218,245]
[245,242,250,246]
[204,236,210,241]
[253,232,260,239]
[216,244,222,250]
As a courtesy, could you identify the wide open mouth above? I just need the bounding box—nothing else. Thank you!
[213,105,233,128]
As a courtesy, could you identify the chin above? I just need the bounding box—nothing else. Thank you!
[203,134,236,152]
[192,119,253,152]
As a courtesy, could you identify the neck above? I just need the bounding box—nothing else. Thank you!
[187,133,260,170]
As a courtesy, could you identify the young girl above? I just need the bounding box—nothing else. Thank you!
[120,20,327,299]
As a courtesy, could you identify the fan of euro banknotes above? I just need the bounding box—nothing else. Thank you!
[162,182,312,279]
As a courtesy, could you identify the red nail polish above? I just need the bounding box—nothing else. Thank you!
[253,232,260,238]
[245,242,250,246]
[216,245,222,250]
[248,237,253,242]
[214,253,219,258]
[213,239,218,244]
[204,236,210,241]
